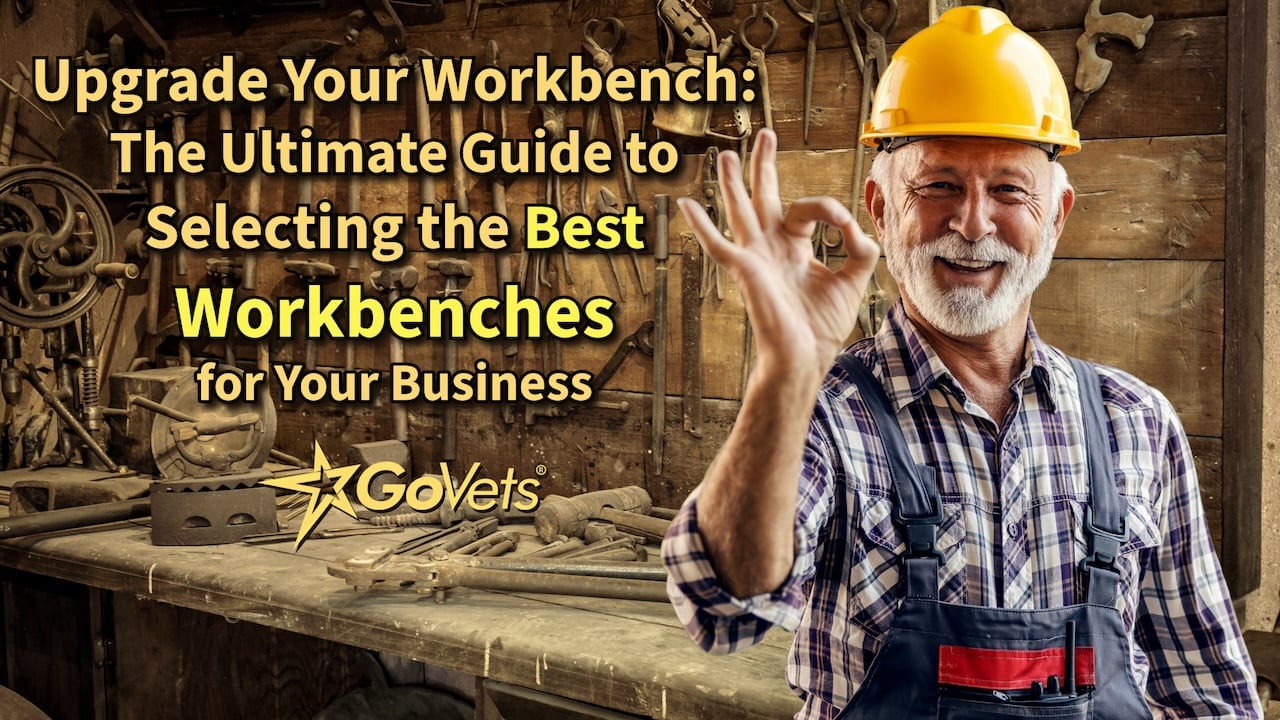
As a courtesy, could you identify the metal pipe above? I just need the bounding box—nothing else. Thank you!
[0,498,151,539]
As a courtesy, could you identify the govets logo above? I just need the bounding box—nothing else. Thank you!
[262,441,542,549]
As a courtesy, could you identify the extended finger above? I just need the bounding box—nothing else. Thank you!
[716,149,762,248]
[676,197,741,270]
[780,196,855,244]
[749,129,782,227]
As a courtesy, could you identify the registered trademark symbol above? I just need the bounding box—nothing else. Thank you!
[535,464,547,476]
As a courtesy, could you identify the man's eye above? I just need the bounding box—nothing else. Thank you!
[995,184,1024,194]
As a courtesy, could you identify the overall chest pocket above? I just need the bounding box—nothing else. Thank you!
[847,494,967,633]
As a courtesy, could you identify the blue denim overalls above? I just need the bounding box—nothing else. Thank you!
[833,354,1151,719]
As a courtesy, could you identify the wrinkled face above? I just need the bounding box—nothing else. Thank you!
[872,137,1071,338]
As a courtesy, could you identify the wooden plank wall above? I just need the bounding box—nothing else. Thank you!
[156,0,1229,544]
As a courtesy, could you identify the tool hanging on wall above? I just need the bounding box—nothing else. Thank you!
[368,267,419,442]
[582,18,649,298]
[700,148,726,300]
[652,0,741,141]
[680,232,703,437]
[650,195,669,479]
[427,259,473,464]
[736,3,777,161]
[1070,0,1152,123]
[277,39,342,211]
[478,41,518,363]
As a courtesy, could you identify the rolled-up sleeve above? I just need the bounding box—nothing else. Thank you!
[1134,394,1263,718]
[664,398,841,655]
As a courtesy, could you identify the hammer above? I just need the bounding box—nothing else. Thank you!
[533,486,652,542]
[368,265,420,443]
[283,259,339,370]
[1071,0,1153,122]
[277,39,342,208]
[427,258,474,464]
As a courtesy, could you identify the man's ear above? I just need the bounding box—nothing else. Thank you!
[866,175,887,238]
[1052,185,1075,239]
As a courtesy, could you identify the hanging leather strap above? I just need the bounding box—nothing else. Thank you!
[836,354,942,600]
[1068,357,1129,606]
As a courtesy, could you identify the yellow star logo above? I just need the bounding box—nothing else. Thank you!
[261,441,361,551]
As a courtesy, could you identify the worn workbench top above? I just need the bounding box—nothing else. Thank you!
[0,512,802,720]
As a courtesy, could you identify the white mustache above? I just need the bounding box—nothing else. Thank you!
[922,233,1020,264]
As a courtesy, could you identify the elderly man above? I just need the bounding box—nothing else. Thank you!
[662,7,1261,720]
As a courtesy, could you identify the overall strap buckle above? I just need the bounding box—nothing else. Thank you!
[1078,506,1128,573]
[893,494,943,559]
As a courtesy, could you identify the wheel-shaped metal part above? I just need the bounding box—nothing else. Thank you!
[0,165,114,329]
[150,368,278,480]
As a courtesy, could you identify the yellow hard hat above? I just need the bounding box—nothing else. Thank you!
[859,6,1080,158]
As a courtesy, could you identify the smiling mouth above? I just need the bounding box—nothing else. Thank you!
[938,257,1001,273]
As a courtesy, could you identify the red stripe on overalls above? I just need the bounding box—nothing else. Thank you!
[937,646,1096,690]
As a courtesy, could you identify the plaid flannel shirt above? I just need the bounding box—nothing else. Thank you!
[663,301,1261,720]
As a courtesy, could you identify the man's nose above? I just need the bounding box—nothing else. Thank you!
[948,190,998,241]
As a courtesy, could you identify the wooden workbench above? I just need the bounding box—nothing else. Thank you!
[0,512,801,720]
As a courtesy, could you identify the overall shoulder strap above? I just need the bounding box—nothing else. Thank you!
[1067,357,1130,605]
[835,353,942,600]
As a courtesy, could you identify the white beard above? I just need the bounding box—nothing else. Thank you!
[884,212,1059,338]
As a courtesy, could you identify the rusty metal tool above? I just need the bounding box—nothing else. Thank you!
[143,130,163,336]
[536,102,575,288]
[0,71,61,131]
[403,48,436,211]
[0,72,22,165]
[448,90,469,215]
[15,360,117,471]
[594,187,629,300]
[369,266,419,442]
[243,85,289,294]
[582,18,636,207]
[328,552,669,601]
[418,563,669,602]
[583,18,648,298]
[397,517,500,556]
[478,41,518,360]
[283,259,339,369]
[559,536,644,560]
[427,258,474,463]
[700,148,725,300]
[242,525,404,545]
[854,0,895,192]
[434,556,664,581]
[584,521,644,545]
[447,529,521,557]
[1071,0,1153,122]
[681,232,704,437]
[592,507,671,542]
[0,497,151,539]
[738,4,778,135]
[205,256,243,366]
[525,536,585,557]
[533,486,651,542]
[802,0,822,144]
[651,195,670,478]
[523,317,651,423]
[277,39,342,207]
